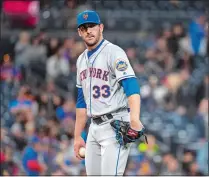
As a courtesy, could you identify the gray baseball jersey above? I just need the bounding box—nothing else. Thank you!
[76,39,137,176]
[76,39,136,117]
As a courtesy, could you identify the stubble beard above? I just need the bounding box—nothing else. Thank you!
[85,32,101,48]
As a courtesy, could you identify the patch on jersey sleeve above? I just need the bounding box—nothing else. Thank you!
[115,59,128,71]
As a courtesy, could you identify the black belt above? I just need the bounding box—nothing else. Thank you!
[92,113,113,125]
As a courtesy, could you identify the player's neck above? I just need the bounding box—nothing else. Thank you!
[87,37,104,51]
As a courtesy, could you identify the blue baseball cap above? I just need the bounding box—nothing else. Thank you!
[29,135,41,144]
[77,10,101,28]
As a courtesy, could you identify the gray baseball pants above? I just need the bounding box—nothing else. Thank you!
[85,111,132,176]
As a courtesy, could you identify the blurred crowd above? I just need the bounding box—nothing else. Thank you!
[0,0,208,176]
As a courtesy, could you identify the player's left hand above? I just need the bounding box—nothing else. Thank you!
[110,120,148,147]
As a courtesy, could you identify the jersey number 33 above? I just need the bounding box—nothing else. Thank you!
[93,85,111,99]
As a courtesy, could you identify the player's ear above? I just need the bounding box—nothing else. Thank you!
[77,28,82,37]
[99,24,104,33]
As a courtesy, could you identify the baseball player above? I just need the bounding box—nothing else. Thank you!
[74,10,146,176]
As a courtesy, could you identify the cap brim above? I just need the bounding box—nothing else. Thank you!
[78,21,100,28]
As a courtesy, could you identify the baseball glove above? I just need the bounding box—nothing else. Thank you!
[110,120,148,148]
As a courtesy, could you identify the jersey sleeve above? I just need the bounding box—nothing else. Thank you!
[110,46,136,82]
[76,88,87,108]
[76,58,82,88]
[121,78,140,97]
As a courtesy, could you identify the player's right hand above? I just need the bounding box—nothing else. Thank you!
[74,136,86,160]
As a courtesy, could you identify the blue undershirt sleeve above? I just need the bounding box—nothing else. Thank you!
[121,77,140,97]
[76,88,87,108]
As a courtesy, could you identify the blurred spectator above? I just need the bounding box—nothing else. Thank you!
[189,13,207,56]
[124,159,138,175]
[191,113,206,141]
[149,75,168,106]
[69,41,85,73]
[25,122,36,139]
[176,52,194,73]
[176,69,196,115]
[179,14,207,57]
[62,0,77,29]
[144,48,163,75]
[46,43,70,81]
[11,123,27,151]
[36,89,64,119]
[126,48,143,74]
[56,99,75,122]
[27,36,47,63]
[0,37,15,65]
[182,150,195,174]
[155,37,175,73]
[0,127,15,149]
[22,136,47,176]
[196,73,209,104]
[0,146,19,176]
[161,26,172,40]
[62,38,75,62]
[160,154,182,175]
[36,92,50,112]
[196,99,208,139]
[47,38,59,58]
[0,150,6,175]
[188,162,204,175]
[167,23,185,55]
[136,160,154,175]
[54,137,84,175]
[9,85,38,117]
[14,31,31,68]
[196,141,208,175]
[164,73,182,94]
[0,54,22,83]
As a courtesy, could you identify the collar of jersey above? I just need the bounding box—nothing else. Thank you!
[87,39,105,59]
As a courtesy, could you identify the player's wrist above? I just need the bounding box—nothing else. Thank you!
[130,120,144,131]
[74,135,82,140]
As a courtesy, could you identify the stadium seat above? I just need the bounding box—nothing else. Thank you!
[105,18,116,30]
[91,0,104,10]
[153,117,164,130]
[124,19,138,31]
[140,111,152,126]
[114,18,138,31]
[54,0,65,9]
[103,0,121,10]
[138,0,157,10]
[173,130,189,145]
[121,0,138,10]
[53,16,64,29]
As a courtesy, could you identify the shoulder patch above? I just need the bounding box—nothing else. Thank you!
[115,59,128,71]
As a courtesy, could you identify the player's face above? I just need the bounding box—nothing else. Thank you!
[78,23,103,47]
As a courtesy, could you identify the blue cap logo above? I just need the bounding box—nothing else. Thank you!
[83,13,88,20]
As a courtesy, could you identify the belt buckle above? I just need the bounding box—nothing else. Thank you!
[101,115,109,122]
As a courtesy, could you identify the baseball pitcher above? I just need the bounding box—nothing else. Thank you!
[74,10,147,176]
